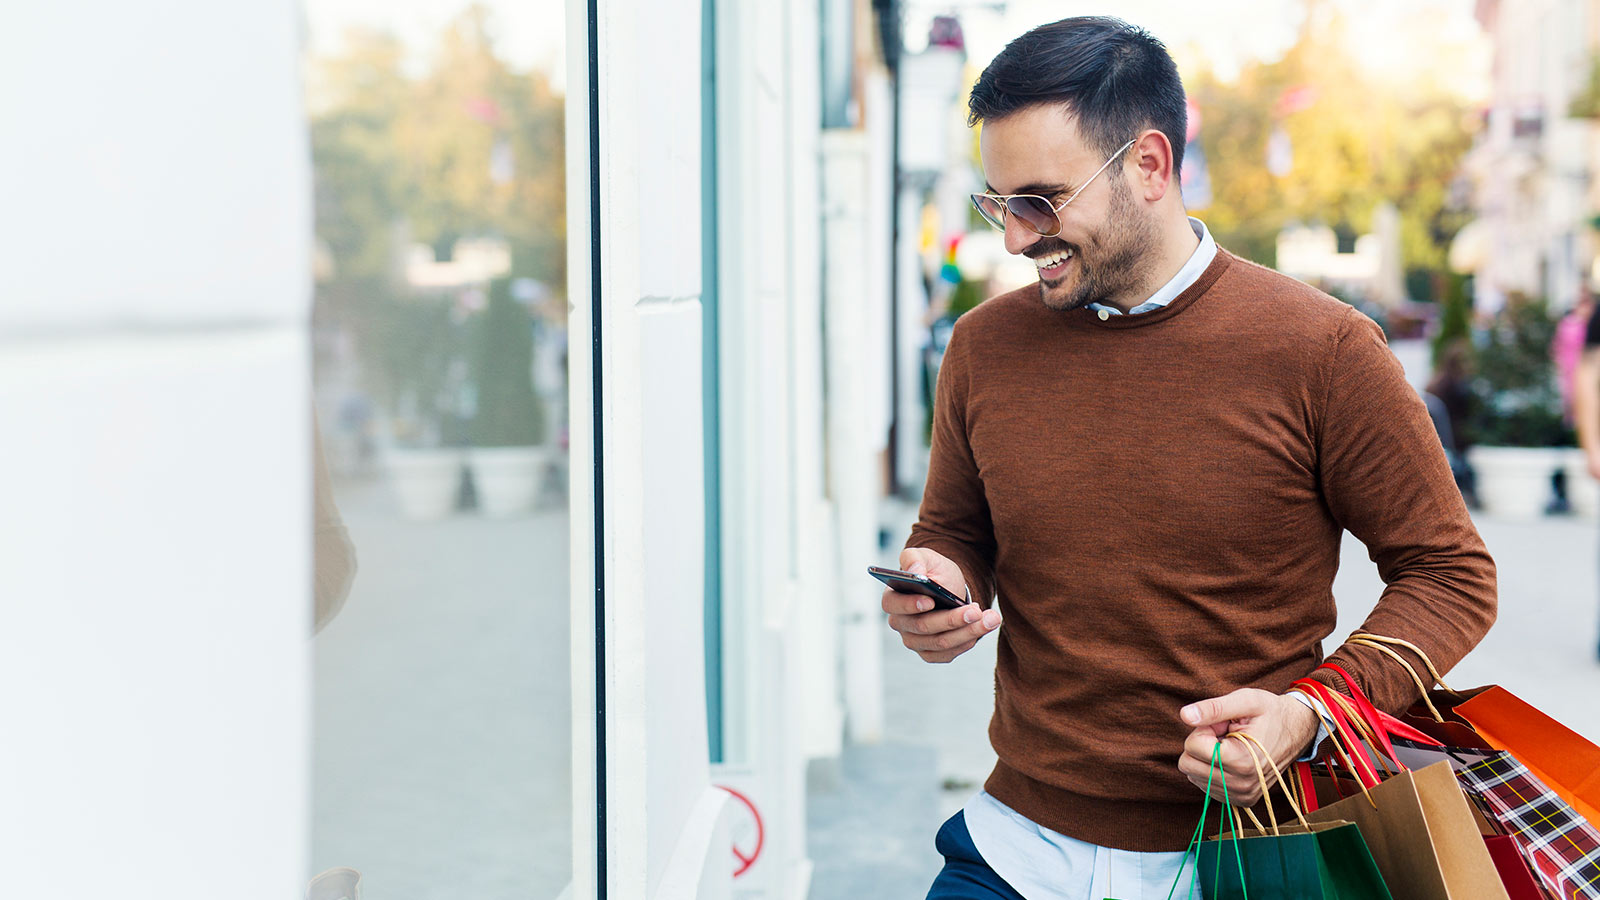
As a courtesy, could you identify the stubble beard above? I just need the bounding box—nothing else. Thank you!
[1035,179,1158,313]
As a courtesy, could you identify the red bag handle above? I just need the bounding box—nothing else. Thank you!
[1292,678,1382,788]
[1318,662,1445,750]
[1291,679,1382,813]
[1318,663,1401,762]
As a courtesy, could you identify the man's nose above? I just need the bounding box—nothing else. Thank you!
[1004,214,1043,256]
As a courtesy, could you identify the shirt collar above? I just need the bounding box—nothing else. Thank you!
[1089,217,1217,317]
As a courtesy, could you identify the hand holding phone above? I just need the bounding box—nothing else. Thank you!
[875,548,1001,664]
[867,565,969,610]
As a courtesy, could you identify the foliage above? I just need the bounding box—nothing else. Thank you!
[306,7,566,444]
[371,290,467,447]
[1432,273,1472,365]
[309,34,409,282]
[1182,11,1478,285]
[947,278,985,318]
[1570,54,1600,119]
[308,7,567,285]
[471,278,547,447]
[1470,295,1573,447]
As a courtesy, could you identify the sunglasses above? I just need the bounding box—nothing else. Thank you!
[970,139,1136,237]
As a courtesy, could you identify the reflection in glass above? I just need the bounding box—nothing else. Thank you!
[302,4,571,895]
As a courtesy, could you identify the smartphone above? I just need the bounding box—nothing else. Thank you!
[867,565,969,610]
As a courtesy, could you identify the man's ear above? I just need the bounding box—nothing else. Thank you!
[1130,129,1176,202]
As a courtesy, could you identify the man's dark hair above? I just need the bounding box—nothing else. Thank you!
[968,17,1187,176]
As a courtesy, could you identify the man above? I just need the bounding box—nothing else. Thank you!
[1572,291,1600,661]
[883,17,1497,898]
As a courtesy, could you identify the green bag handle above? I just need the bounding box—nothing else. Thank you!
[1142,742,1248,900]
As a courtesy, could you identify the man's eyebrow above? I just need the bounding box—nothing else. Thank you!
[985,181,1071,197]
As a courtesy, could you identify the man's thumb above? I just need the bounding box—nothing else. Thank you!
[1181,690,1264,727]
[899,548,932,575]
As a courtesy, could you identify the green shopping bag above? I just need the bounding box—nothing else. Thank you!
[1151,734,1393,900]
[1197,819,1392,900]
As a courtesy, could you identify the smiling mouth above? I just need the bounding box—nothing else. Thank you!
[1031,246,1075,281]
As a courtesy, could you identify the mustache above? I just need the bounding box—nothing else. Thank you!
[1024,238,1079,260]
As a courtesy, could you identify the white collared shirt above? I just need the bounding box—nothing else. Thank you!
[1086,216,1216,318]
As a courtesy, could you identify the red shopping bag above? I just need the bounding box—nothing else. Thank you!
[1485,834,1556,900]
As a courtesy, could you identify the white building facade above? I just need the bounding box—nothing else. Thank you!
[5,0,909,898]
[574,0,904,894]
[1470,0,1600,310]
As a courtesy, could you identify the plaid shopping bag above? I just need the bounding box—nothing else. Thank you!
[1456,751,1600,900]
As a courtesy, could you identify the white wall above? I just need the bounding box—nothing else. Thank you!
[711,0,811,895]
[574,0,730,896]
[573,0,899,895]
[0,3,311,896]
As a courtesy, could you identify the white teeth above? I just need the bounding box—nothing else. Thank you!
[1034,248,1074,269]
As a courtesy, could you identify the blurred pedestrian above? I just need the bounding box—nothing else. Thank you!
[882,16,1496,898]
[1571,295,1600,660]
[1553,291,1595,423]
[1545,291,1596,514]
[1425,339,1479,508]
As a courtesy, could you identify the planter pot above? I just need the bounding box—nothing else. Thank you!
[1563,448,1599,519]
[386,448,465,520]
[468,445,547,517]
[307,867,362,900]
[1466,446,1565,520]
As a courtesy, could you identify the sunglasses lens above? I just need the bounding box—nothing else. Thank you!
[971,194,1007,231]
[1007,195,1061,237]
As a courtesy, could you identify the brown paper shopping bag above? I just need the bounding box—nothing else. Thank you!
[1303,761,1510,900]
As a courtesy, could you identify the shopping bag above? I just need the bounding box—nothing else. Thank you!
[1456,750,1600,900]
[1453,687,1600,825]
[1291,680,1511,900]
[1346,633,1600,825]
[1484,835,1557,900]
[1194,733,1392,900]
[1301,673,1562,900]
[1198,819,1392,900]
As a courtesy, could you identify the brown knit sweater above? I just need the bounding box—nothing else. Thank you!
[907,250,1496,851]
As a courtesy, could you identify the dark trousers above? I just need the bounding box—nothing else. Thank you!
[926,811,1029,900]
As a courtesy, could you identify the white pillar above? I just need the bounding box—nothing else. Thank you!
[1,3,311,896]
[571,0,729,896]
[896,180,933,492]
[822,128,888,745]
[708,0,817,895]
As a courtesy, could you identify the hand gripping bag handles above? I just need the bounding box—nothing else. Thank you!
[1346,631,1600,826]
[1289,678,1513,900]
[1197,733,1392,900]
[1130,740,1390,900]
[1340,634,1600,900]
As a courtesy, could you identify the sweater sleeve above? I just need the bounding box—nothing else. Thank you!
[906,320,999,607]
[1304,308,1497,712]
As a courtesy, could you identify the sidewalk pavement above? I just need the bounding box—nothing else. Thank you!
[311,478,572,899]
[807,499,1600,898]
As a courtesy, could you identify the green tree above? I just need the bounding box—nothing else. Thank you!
[1471,295,1572,447]
[1186,10,1479,292]
[471,278,547,447]
[308,30,409,282]
[308,6,566,287]
[306,7,568,433]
